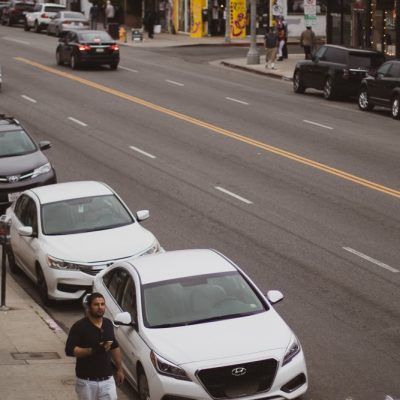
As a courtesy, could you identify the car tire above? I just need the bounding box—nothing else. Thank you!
[7,246,20,275]
[34,20,41,33]
[391,95,400,120]
[110,62,118,70]
[293,70,305,94]
[36,264,51,306]
[70,53,79,70]
[358,87,374,111]
[56,49,63,65]
[138,372,150,400]
[323,77,336,100]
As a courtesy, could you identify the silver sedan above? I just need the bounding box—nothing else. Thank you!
[47,11,89,37]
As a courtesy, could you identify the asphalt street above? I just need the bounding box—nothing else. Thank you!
[1,26,399,400]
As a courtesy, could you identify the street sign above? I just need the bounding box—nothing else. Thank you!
[304,0,317,27]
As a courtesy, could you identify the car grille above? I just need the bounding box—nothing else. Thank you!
[0,169,34,183]
[197,359,278,399]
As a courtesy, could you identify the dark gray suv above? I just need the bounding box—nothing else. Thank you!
[293,45,385,100]
[0,115,56,213]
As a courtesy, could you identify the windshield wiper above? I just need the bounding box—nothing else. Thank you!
[185,312,252,326]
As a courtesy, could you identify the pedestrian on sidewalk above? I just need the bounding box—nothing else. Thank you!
[277,23,286,61]
[105,0,115,29]
[277,16,288,59]
[144,9,156,39]
[264,27,278,69]
[89,2,98,30]
[65,292,124,400]
[300,26,316,60]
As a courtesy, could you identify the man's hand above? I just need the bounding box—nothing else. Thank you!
[115,368,124,385]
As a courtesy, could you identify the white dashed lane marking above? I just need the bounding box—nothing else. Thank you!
[21,95,37,103]
[129,145,156,159]
[215,186,253,204]
[303,119,334,130]
[119,66,139,73]
[166,79,184,87]
[226,97,249,105]
[68,117,87,127]
[343,247,399,273]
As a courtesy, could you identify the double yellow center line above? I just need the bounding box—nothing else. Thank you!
[16,57,400,199]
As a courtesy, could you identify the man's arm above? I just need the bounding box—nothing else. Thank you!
[111,347,124,384]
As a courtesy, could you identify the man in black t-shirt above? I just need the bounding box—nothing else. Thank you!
[66,292,124,400]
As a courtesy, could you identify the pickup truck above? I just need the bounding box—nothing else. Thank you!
[24,2,65,32]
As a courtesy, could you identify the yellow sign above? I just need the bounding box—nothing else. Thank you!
[230,0,246,38]
[191,0,205,37]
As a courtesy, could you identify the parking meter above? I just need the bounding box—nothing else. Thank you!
[0,214,11,245]
[0,214,11,309]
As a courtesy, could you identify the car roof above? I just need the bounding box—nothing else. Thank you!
[0,116,22,132]
[28,181,113,204]
[125,249,238,285]
[322,44,382,55]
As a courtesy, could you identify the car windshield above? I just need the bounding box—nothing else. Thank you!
[349,53,385,69]
[0,129,36,157]
[41,194,134,235]
[79,32,112,42]
[62,12,86,19]
[142,271,268,328]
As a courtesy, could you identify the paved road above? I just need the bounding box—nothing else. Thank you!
[1,26,399,400]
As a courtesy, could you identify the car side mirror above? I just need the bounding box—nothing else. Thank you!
[266,290,284,304]
[311,55,319,63]
[38,140,51,151]
[114,312,136,328]
[18,226,33,237]
[136,210,149,221]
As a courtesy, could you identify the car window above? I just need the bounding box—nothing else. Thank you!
[14,195,30,222]
[386,63,400,78]
[33,3,41,11]
[15,3,33,11]
[106,268,129,305]
[324,48,346,64]
[377,62,393,76]
[79,32,113,42]
[16,196,37,228]
[315,46,327,60]
[44,6,65,12]
[0,129,37,158]
[41,194,134,235]
[349,53,385,69]
[142,271,268,328]
[121,277,137,322]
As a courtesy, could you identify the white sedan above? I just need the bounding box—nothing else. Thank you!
[93,249,308,400]
[6,181,162,304]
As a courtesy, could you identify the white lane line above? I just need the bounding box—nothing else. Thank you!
[303,120,334,130]
[166,79,184,87]
[2,37,30,45]
[119,66,138,73]
[21,95,37,103]
[129,145,156,159]
[215,186,253,205]
[68,117,87,127]
[343,247,399,273]
[226,97,249,106]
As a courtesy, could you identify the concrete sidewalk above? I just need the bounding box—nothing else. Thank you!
[117,31,301,80]
[0,255,130,399]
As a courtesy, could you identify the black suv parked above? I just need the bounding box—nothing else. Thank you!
[358,60,400,119]
[0,0,34,26]
[0,115,56,213]
[293,45,385,100]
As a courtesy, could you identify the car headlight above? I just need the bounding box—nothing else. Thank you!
[32,162,52,178]
[282,335,301,366]
[142,241,161,256]
[47,255,80,270]
[150,350,191,381]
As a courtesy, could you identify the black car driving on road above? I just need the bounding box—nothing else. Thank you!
[0,0,34,26]
[0,115,56,213]
[358,60,400,120]
[293,45,385,100]
[56,30,120,70]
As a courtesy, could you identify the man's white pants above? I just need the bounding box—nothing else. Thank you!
[75,376,117,400]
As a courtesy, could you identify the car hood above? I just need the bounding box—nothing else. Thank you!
[0,151,48,175]
[143,311,291,365]
[42,223,156,263]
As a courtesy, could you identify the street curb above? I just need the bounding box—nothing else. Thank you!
[220,61,293,81]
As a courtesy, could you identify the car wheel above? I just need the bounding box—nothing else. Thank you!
[36,265,51,306]
[70,53,79,70]
[34,20,41,33]
[323,77,336,100]
[293,70,305,94]
[56,49,63,66]
[138,372,150,400]
[391,95,400,120]
[7,246,20,275]
[110,62,118,70]
[358,87,374,111]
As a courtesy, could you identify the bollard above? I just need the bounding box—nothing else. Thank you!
[0,215,11,311]
[119,26,127,43]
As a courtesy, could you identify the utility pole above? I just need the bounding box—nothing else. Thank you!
[225,0,231,43]
[246,0,259,64]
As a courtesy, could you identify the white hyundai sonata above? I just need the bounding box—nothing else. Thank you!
[6,181,162,304]
[93,249,308,400]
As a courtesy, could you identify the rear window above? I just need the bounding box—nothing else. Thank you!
[44,6,65,12]
[15,3,34,11]
[324,48,347,64]
[79,32,113,42]
[349,53,384,69]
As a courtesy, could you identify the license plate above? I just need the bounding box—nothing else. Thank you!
[8,192,22,202]
[96,48,104,53]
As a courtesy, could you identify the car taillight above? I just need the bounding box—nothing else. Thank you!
[79,44,91,51]
[110,44,119,51]
[342,68,350,79]
[41,13,48,18]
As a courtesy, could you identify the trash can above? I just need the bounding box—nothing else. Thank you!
[108,23,120,40]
